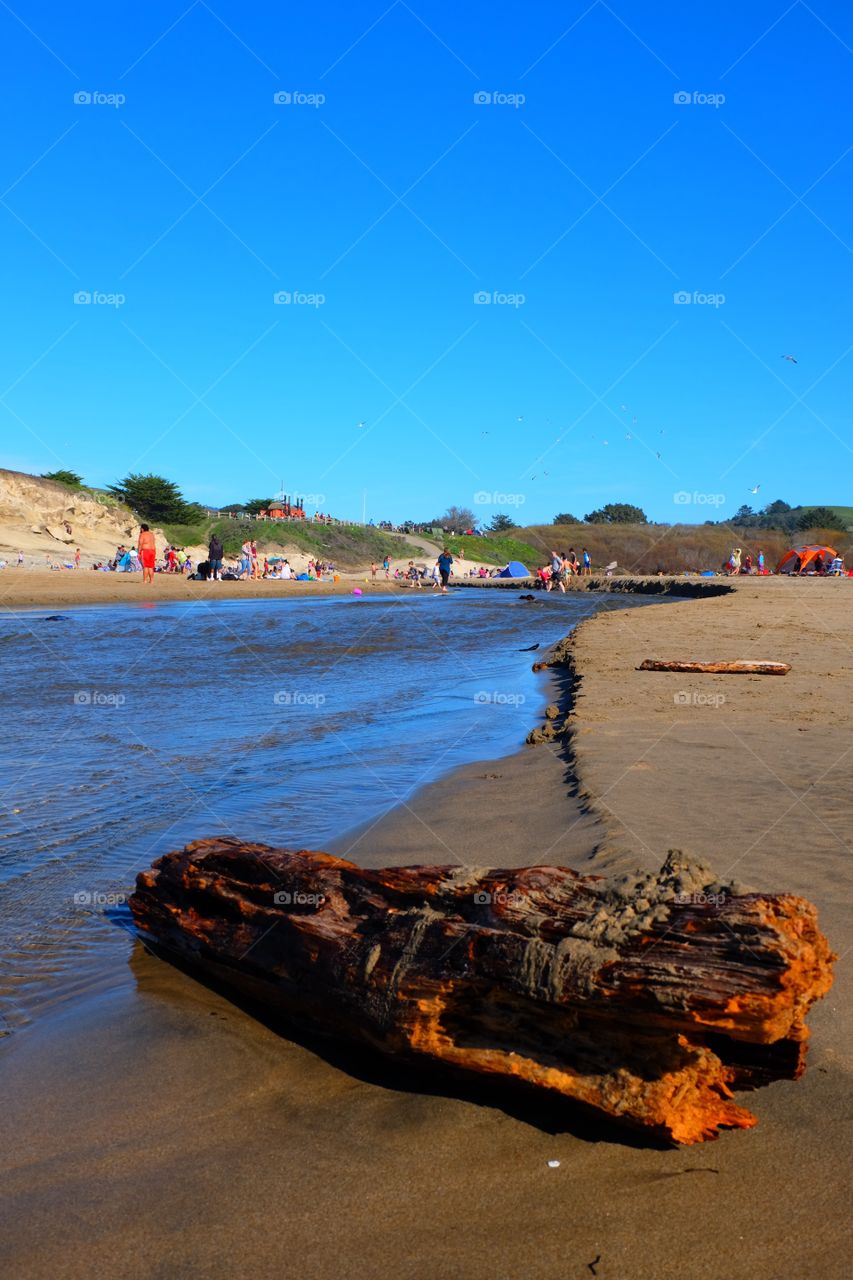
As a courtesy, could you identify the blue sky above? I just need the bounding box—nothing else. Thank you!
[1,1,851,524]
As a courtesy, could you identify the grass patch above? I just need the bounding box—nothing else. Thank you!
[210,519,429,568]
[440,532,540,566]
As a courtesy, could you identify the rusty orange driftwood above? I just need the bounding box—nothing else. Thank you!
[129,841,833,1145]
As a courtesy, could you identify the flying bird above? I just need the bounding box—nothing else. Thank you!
[516,415,524,421]
[620,404,628,411]
[782,355,798,363]
[749,484,761,494]
[357,421,367,428]
[626,433,632,440]
[655,451,662,460]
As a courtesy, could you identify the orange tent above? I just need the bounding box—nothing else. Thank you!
[776,544,836,574]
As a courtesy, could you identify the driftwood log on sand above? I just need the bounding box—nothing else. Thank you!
[129,840,833,1145]
[638,659,791,675]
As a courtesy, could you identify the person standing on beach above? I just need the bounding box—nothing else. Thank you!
[582,547,591,576]
[437,548,453,593]
[208,533,224,581]
[758,550,765,574]
[137,525,156,585]
[73,548,81,569]
[383,555,391,579]
[239,540,252,579]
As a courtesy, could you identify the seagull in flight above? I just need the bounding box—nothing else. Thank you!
[357,421,367,428]
[749,484,761,494]
[782,354,798,364]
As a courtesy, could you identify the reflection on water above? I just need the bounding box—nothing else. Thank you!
[0,591,618,1030]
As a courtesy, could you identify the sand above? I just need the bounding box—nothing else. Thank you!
[1,578,851,1279]
[0,568,428,609]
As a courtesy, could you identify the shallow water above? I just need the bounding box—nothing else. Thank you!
[0,591,618,1030]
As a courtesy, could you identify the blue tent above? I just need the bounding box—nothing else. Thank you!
[498,560,530,577]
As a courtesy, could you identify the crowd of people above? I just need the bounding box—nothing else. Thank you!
[724,548,765,575]
[535,548,593,591]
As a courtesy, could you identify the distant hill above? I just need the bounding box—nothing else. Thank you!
[512,521,851,575]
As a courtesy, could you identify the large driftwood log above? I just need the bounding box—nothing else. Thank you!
[129,841,833,1145]
[639,659,791,675]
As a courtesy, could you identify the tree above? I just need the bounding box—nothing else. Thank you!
[553,512,580,525]
[584,503,648,524]
[763,499,791,515]
[42,469,83,489]
[108,473,203,524]
[488,513,515,533]
[435,505,478,531]
[796,506,845,531]
[243,497,273,516]
[732,504,755,524]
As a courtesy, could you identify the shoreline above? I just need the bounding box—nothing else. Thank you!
[0,567,740,611]
[2,578,850,1279]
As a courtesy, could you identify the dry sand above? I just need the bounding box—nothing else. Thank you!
[1,578,851,1280]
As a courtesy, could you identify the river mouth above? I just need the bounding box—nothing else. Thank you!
[0,590,639,1033]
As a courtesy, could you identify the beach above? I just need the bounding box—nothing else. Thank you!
[0,568,416,609]
[1,578,850,1280]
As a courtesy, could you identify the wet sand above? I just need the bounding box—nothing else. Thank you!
[2,578,851,1279]
[0,568,408,609]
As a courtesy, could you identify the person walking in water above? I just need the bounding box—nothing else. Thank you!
[137,525,156,585]
[437,547,453,593]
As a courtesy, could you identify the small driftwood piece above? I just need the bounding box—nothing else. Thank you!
[638,659,791,676]
[129,841,833,1145]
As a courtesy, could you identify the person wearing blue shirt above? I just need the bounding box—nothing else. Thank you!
[437,549,454,593]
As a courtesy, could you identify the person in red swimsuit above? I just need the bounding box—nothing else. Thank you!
[137,524,156,585]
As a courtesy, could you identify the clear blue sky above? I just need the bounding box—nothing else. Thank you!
[1,1,851,524]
